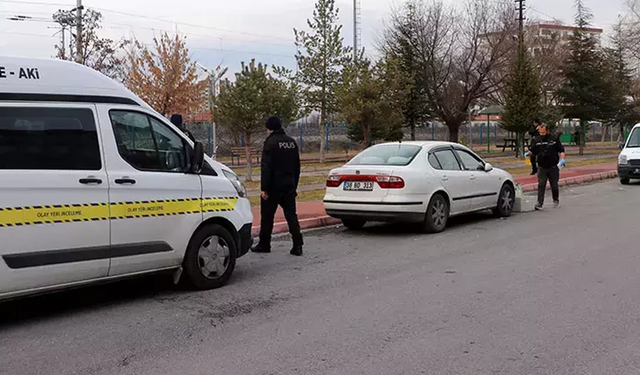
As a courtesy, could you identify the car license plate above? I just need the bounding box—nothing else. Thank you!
[343,181,374,191]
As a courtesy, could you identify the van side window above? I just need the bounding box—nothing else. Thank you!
[0,107,101,170]
[110,110,188,172]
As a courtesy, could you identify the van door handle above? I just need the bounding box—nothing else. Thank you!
[470,175,476,180]
[115,178,136,185]
[79,178,102,185]
[441,176,449,181]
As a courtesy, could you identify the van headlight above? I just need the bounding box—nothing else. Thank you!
[222,170,247,198]
[619,154,628,165]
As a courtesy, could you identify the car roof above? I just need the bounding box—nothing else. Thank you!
[370,141,465,150]
[0,56,149,108]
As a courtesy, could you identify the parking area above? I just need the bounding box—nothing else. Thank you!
[2,180,640,375]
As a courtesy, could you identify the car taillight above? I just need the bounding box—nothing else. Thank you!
[326,175,342,188]
[375,176,405,189]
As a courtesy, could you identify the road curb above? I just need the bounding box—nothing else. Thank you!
[252,215,341,237]
[520,170,618,192]
[254,169,618,236]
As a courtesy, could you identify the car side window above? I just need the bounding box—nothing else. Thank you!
[434,150,461,171]
[454,149,484,171]
[110,110,188,172]
[0,107,101,170]
[428,153,442,170]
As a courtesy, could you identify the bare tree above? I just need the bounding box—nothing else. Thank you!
[383,0,515,142]
[53,9,129,81]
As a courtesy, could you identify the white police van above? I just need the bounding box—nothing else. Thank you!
[618,123,640,184]
[0,57,253,300]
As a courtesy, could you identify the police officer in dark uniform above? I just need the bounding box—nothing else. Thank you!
[529,123,566,210]
[251,116,303,256]
[170,114,196,142]
[527,118,541,175]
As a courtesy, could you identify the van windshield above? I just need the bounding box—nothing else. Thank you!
[627,128,640,148]
[348,144,422,166]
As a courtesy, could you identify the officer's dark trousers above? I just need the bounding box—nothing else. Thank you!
[530,153,537,174]
[537,166,560,206]
[259,191,303,247]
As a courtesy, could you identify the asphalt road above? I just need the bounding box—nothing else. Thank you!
[2,179,640,375]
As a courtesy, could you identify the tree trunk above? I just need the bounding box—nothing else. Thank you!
[410,122,416,141]
[319,109,327,163]
[447,122,461,143]
[244,132,252,182]
[362,123,371,148]
[579,119,585,156]
[601,125,608,143]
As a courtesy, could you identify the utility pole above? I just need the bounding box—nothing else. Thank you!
[515,0,526,157]
[75,0,83,63]
[196,62,228,159]
[516,0,525,36]
[353,0,361,61]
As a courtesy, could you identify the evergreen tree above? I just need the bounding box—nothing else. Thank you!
[294,0,352,161]
[558,0,616,154]
[215,60,299,181]
[500,30,542,157]
[336,55,407,146]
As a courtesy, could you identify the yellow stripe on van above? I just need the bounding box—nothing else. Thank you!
[0,204,110,227]
[0,197,239,228]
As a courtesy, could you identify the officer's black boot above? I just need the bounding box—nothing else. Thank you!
[290,235,303,256]
[290,244,303,256]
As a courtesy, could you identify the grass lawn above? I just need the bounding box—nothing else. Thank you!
[247,155,618,205]
[248,189,326,207]
[503,156,616,177]
[244,175,328,191]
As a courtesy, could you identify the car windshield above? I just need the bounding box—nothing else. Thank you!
[627,128,640,148]
[348,144,421,166]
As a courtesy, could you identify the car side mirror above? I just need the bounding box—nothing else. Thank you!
[191,141,205,174]
[484,163,493,172]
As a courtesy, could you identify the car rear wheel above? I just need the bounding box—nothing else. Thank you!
[422,194,449,233]
[620,178,630,185]
[342,219,366,230]
[183,224,237,290]
[493,183,515,218]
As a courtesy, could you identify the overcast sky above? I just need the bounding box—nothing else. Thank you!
[0,0,628,78]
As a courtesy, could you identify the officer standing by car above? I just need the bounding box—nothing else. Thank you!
[528,123,566,210]
[251,116,304,256]
[527,118,541,175]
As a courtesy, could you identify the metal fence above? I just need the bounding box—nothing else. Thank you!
[187,119,625,158]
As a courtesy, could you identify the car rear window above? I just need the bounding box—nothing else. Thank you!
[348,144,422,166]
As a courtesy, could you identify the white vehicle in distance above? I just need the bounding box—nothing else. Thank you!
[323,141,516,233]
[617,123,640,184]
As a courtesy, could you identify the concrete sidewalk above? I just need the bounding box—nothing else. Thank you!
[250,162,618,236]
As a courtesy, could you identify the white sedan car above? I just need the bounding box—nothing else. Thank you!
[323,141,516,233]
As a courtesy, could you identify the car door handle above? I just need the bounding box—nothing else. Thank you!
[470,175,476,180]
[115,178,136,185]
[441,176,449,181]
[79,177,102,185]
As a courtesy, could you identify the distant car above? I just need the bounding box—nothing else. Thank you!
[618,123,640,185]
[323,141,516,233]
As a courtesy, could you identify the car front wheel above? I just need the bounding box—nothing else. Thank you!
[422,194,449,233]
[621,178,630,185]
[183,224,237,290]
[342,219,366,230]
[493,183,515,218]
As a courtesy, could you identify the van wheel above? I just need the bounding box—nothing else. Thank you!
[422,194,449,233]
[183,224,237,290]
[342,219,366,230]
[493,183,515,218]
[621,178,630,185]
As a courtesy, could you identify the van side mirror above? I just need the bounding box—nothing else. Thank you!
[191,141,205,174]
